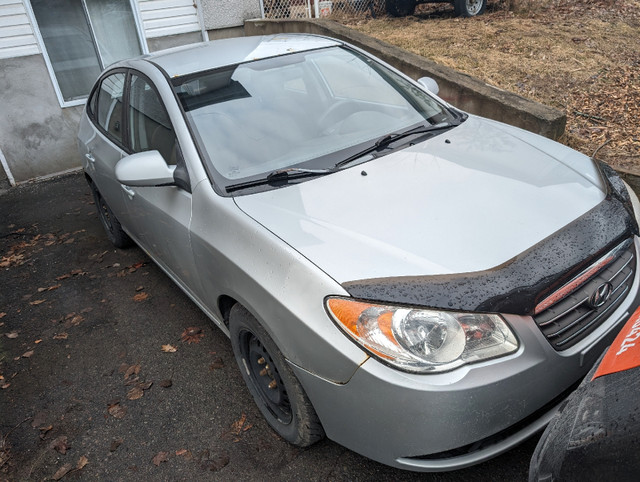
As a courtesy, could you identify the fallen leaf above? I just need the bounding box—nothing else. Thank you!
[64,315,84,328]
[152,451,170,466]
[39,425,53,440]
[52,463,72,480]
[1,383,10,389]
[133,292,148,302]
[22,350,34,358]
[138,380,153,391]
[53,333,68,340]
[32,411,47,427]
[56,274,71,281]
[230,414,247,436]
[5,332,18,339]
[0,312,6,318]
[107,402,127,419]
[161,344,177,353]
[175,449,188,456]
[29,299,46,306]
[110,438,123,452]
[76,455,88,469]
[127,386,144,400]
[135,285,144,292]
[181,327,204,344]
[35,339,42,344]
[118,363,129,374]
[51,436,70,454]
[123,364,141,380]
[209,358,224,370]
[160,379,172,388]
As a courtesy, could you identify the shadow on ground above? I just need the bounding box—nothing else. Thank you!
[0,173,537,480]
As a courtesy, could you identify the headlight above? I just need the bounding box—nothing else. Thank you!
[325,297,518,373]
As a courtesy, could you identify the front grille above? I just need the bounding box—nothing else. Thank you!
[534,239,636,351]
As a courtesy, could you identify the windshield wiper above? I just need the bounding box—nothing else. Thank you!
[225,122,460,193]
[332,121,460,170]
[226,168,331,193]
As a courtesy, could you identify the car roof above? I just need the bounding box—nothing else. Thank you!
[142,34,342,78]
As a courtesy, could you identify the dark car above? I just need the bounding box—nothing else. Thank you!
[530,307,640,481]
[386,0,487,17]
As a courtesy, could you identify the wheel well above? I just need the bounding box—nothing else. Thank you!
[218,295,237,327]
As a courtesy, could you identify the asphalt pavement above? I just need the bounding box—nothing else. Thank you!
[0,172,537,480]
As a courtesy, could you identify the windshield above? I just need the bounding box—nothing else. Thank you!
[173,46,458,192]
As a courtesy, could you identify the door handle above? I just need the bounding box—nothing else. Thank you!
[121,184,135,198]
[85,152,95,163]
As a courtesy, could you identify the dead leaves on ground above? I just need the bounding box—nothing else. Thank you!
[152,451,170,466]
[1,231,85,268]
[51,455,88,480]
[161,344,177,353]
[127,381,152,401]
[223,413,253,443]
[132,292,149,302]
[107,402,127,419]
[51,436,70,455]
[181,327,204,344]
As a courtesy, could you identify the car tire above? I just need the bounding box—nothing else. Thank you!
[229,304,325,447]
[385,0,416,17]
[453,0,486,17]
[88,180,133,249]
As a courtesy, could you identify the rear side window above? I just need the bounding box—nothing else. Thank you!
[128,74,178,165]
[96,73,125,144]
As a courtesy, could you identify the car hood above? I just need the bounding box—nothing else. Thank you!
[234,116,606,283]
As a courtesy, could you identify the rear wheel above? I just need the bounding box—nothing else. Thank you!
[453,0,486,17]
[385,0,416,16]
[88,180,132,249]
[229,304,324,447]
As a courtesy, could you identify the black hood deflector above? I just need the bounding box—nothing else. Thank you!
[343,171,638,316]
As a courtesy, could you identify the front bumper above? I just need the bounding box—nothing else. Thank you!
[291,239,640,471]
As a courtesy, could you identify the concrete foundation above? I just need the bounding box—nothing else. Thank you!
[0,55,84,184]
[244,19,566,140]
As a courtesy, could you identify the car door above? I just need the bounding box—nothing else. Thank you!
[120,72,202,292]
[81,71,132,228]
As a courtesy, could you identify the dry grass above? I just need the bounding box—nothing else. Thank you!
[344,0,640,172]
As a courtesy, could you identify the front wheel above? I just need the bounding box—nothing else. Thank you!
[453,0,486,17]
[229,304,324,447]
[385,0,416,17]
[88,180,132,249]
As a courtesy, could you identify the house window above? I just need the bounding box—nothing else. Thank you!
[29,0,143,103]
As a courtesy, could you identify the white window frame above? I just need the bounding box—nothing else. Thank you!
[23,0,149,108]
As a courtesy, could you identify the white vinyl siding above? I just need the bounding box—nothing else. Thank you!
[139,0,201,38]
[0,1,39,59]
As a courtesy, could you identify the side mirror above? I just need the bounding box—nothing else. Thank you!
[115,151,176,187]
[418,77,439,96]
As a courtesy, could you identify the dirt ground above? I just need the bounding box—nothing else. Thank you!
[343,0,640,173]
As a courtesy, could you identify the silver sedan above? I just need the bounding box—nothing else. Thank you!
[77,34,640,471]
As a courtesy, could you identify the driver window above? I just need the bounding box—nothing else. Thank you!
[128,75,178,165]
[97,72,125,144]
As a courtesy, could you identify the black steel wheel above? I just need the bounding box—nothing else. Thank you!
[88,179,132,249]
[229,304,325,447]
[453,0,486,17]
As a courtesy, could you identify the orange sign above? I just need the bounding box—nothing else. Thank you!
[592,306,640,380]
